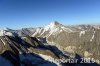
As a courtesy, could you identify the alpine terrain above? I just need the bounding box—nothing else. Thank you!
[0,21,100,66]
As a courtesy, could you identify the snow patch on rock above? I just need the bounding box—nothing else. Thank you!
[0,38,6,45]
[38,54,60,66]
[84,51,92,57]
[32,28,43,37]
[90,31,95,42]
[0,29,13,36]
[79,31,85,37]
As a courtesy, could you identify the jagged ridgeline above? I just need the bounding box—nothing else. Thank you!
[0,22,100,66]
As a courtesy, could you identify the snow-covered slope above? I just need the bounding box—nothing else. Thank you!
[32,22,99,38]
[0,28,14,36]
[32,22,74,38]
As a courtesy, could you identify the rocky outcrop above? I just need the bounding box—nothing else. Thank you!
[0,35,69,66]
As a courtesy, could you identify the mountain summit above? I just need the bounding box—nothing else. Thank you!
[32,21,73,38]
[44,21,63,31]
[49,21,62,26]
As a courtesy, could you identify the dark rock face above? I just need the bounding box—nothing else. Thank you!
[0,36,64,66]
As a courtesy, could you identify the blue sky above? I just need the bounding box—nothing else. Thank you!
[0,0,100,29]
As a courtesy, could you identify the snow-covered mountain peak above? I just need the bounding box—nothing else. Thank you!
[49,21,62,26]
[44,21,63,31]
[34,21,73,37]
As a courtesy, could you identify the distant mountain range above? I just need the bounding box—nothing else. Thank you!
[0,21,100,66]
